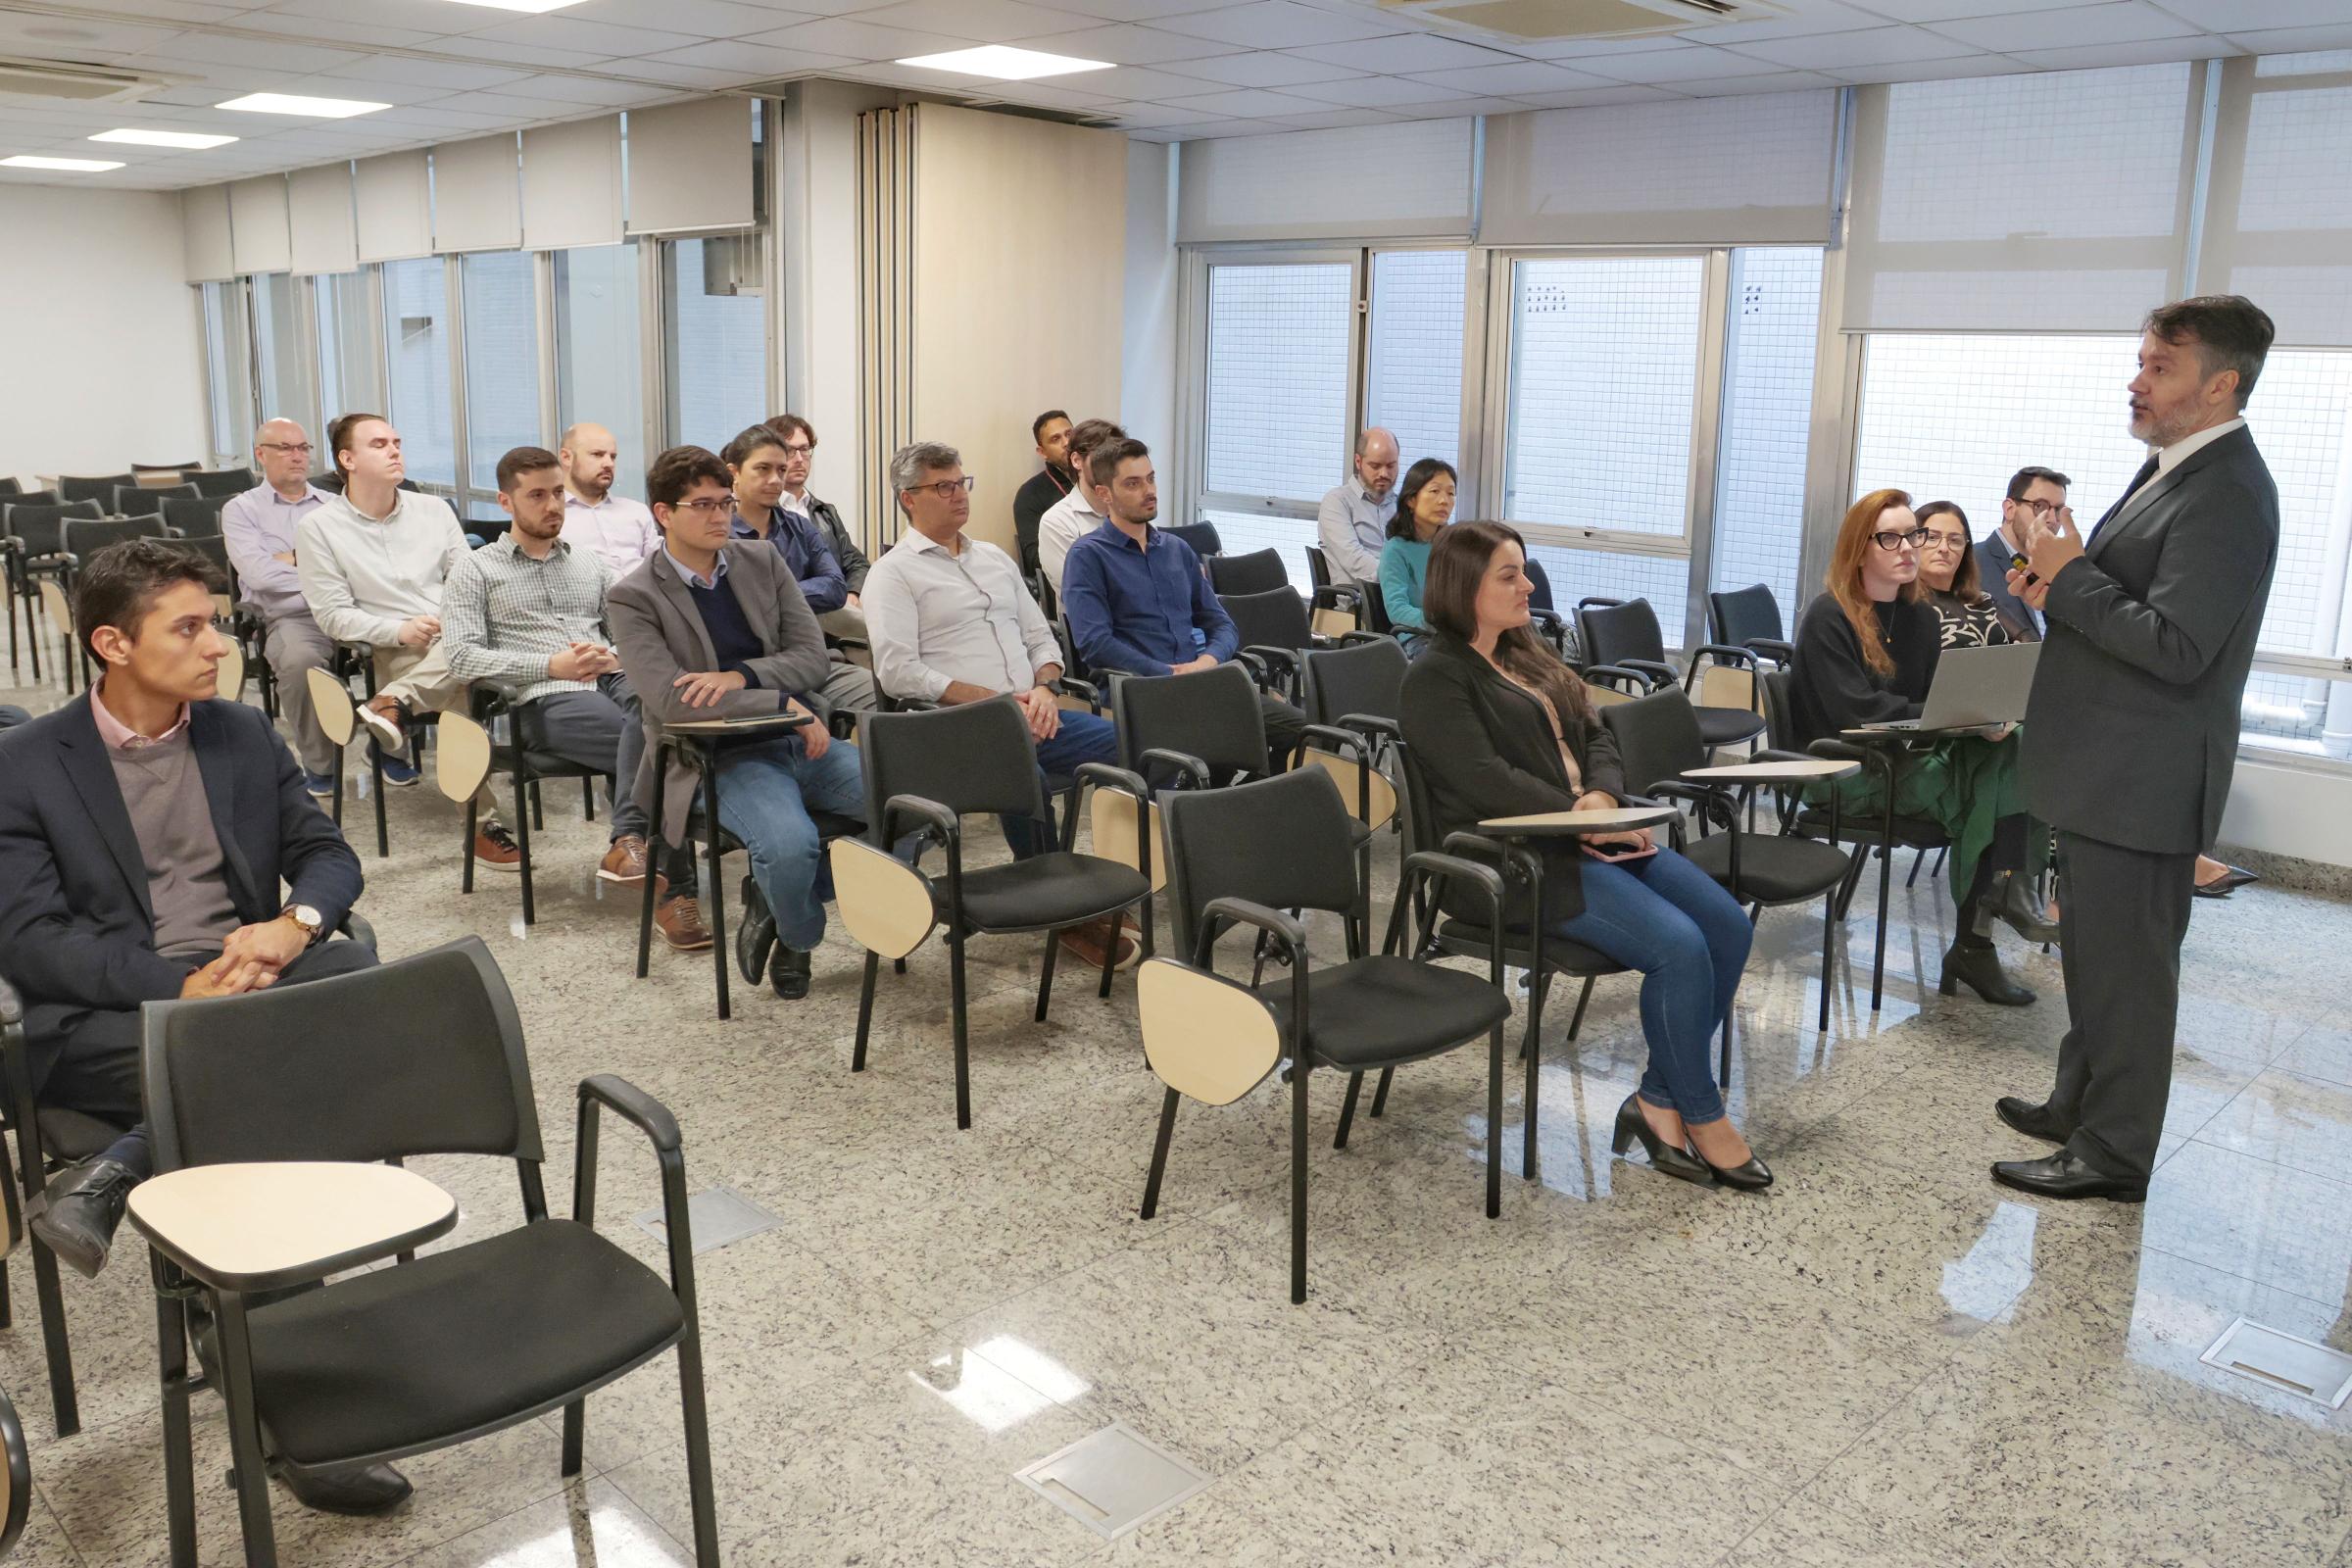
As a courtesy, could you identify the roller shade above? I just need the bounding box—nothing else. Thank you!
[181,183,232,282]
[227,175,289,274]
[1843,63,2203,334]
[521,115,622,250]
[432,132,521,253]
[1177,118,1473,243]
[1481,91,1838,247]
[288,161,357,274]
[2199,52,2352,348]
[355,149,432,263]
[625,97,754,235]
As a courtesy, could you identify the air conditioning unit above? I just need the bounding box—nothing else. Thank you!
[0,55,175,104]
[702,231,764,298]
[1374,0,1788,42]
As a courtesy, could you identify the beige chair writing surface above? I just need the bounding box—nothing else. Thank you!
[434,711,493,806]
[306,667,357,746]
[1089,787,1168,894]
[829,837,937,961]
[1138,958,1282,1107]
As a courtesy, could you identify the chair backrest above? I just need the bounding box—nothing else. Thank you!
[1361,572,1394,635]
[174,530,230,575]
[163,494,230,538]
[1,488,54,513]
[189,466,256,498]
[1303,545,1332,590]
[1206,548,1287,598]
[64,515,170,562]
[859,696,1047,834]
[115,481,197,516]
[132,460,200,474]
[1598,688,1710,796]
[1111,662,1268,780]
[1300,636,1406,729]
[1161,767,1361,961]
[1576,597,1667,668]
[1523,556,1559,614]
[0,477,20,497]
[1757,666,1799,752]
[1708,582,1784,648]
[57,473,133,506]
[1166,521,1222,559]
[5,500,100,555]
[0,1380,28,1561]
[141,937,545,1172]
[1220,586,1312,654]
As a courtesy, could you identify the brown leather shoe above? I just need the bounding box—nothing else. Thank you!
[472,820,521,871]
[1057,915,1137,971]
[357,695,408,757]
[656,894,713,952]
[598,834,651,884]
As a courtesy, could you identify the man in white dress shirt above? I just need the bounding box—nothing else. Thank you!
[1035,417,1125,602]
[558,422,661,576]
[219,417,337,794]
[1316,426,1399,588]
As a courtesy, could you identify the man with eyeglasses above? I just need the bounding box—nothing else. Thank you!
[220,418,339,796]
[764,414,870,643]
[608,446,867,1001]
[1317,427,1400,590]
[721,423,879,724]
[1975,466,2071,642]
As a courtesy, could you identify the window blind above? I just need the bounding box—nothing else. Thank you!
[521,115,622,251]
[625,97,754,235]
[1177,118,1473,243]
[287,161,357,275]
[354,149,432,264]
[181,183,233,283]
[2199,52,2352,348]
[431,133,521,254]
[227,174,290,274]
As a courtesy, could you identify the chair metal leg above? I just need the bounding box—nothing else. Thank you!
[950,932,972,1130]
[1565,973,1595,1041]
[1907,847,1926,888]
[1289,1051,1308,1305]
[514,769,536,926]
[1820,890,1837,1033]
[637,768,666,980]
[157,1291,196,1568]
[328,746,345,827]
[1933,847,1947,879]
[583,775,597,821]
[853,951,879,1070]
[213,1294,280,1567]
[1034,930,1059,1022]
[1333,1072,1363,1150]
[10,1110,77,1438]
[702,771,729,1021]
[1486,1019,1504,1219]
[462,798,478,894]
[1140,1086,1180,1219]
[1368,1065,1393,1118]
[1096,912,1118,1000]
[673,1324,721,1566]
[1718,1005,1734,1089]
[1871,835,1893,1013]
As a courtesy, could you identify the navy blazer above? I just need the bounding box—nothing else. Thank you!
[1974,530,2042,642]
[0,695,362,1086]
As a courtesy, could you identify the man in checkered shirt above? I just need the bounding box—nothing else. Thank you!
[439,445,710,953]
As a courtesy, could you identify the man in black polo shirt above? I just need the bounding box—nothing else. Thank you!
[1011,409,1073,580]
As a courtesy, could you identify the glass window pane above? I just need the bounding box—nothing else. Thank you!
[1711,246,1824,616]
[1200,507,1317,593]
[555,244,644,499]
[251,273,310,431]
[1504,254,1703,536]
[1366,250,1464,471]
[316,271,375,443]
[1204,262,1350,499]
[201,282,253,464]
[383,258,456,489]
[461,249,541,497]
[663,235,766,449]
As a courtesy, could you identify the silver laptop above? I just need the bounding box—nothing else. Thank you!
[1855,642,2042,733]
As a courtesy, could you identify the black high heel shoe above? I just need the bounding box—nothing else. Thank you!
[1687,1133,1773,1192]
[1610,1095,1715,1187]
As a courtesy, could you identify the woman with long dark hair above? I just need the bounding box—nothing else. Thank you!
[1399,521,1767,1190]
[1915,501,2012,648]
[1788,489,2048,1004]
[1377,457,1455,654]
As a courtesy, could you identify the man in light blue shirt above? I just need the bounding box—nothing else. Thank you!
[220,417,336,794]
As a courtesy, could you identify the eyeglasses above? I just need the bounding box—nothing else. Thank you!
[1870,527,1931,551]
[670,497,731,515]
[258,442,313,455]
[904,476,975,499]
[1921,530,1969,549]
[780,443,814,458]
[2016,498,2063,516]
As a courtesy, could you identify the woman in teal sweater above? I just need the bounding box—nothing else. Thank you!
[1378,457,1455,655]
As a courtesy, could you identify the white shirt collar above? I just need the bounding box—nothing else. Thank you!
[2156,416,2246,475]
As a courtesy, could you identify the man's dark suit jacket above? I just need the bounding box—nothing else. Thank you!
[2021,425,2278,857]
[0,696,363,1088]
[1975,530,2042,641]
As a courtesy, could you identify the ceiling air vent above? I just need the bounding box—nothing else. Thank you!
[0,56,172,104]
[1377,0,1786,43]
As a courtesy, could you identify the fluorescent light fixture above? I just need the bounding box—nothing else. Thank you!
[92,128,239,149]
[2,154,124,171]
[895,45,1111,81]
[439,0,587,11]
[216,91,389,119]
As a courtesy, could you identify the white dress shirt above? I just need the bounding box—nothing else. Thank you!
[863,529,1060,703]
[219,481,328,619]
[1037,487,1106,598]
[561,490,661,577]
[296,488,467,648]
[2156,416,2246,475]
[1317,475,1396,586]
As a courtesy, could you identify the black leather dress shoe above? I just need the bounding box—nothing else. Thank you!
[1940,941,2034,1006]
[2193,865,2259,900]
[1990,1150,2147,1203]
[29,1156,138,1278]
[770,943,811,1000]
[734,875,776,986]
[1995,1096,2070,1144]
[277,1458,413,1515]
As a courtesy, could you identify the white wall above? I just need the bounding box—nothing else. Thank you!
[0,185,210,487]
[1121,139,1178,450]
[2221,757,2352,869]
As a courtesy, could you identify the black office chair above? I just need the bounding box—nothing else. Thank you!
[131,460,199,476]
[1206,547,1289,598]
[1708,582,1796,666]
[1136,767,1510,1302]
[55,474,133,508]
[1522,557,1574,658]
[837,698,1151,1129]
[1302,545,1362,627]
[60,514,172,582]
[0,478,20,498]
[137,938,720,1566]
[3,498,94,681]
[113,481,198,518]
[162,494,231,538]
[441,687,614,926]
[1575,597,1766,751]
[1165,521,1222,559]
[1219,586,1330,702]
[188,466,256,498]
[1605,687,1859,1044]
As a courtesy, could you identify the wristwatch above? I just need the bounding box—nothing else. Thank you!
[281,904,324,945]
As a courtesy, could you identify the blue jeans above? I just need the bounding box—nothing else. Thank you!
[1002,710,1120,859]
[712,732,868,951]
[1549,844,1751,1126]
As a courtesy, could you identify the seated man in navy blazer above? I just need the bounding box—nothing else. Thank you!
[0,542,374,1273]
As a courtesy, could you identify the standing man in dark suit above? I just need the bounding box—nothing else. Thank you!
[1992,296,2279,1202]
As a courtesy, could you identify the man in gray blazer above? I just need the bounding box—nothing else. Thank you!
[608,445,866,1001]
[1992,296,2279,1202]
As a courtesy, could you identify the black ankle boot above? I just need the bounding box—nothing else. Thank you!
[1992,872,2059,945]
[1940,938,2034,1005]
[29,1157,139,1278]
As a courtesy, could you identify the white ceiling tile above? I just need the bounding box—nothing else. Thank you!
[1930,3,2204,53]
[0,13,185,53]
[1162,119,1267,137]
[1124,124,1181,139]
[738,15,978,55]
[1152,49,1367,87]
[1155,84,1346,117]
[2223,24,2352,53]
[1031,24,1240,65]
[1677,68,1845,94]
[1843,0,2023,18]
[1280,73,1475,107]
[1030,0,1241,19]
[856,0,1102,43]
[1099,100,1206,125]
[1151,1,1401,50]
[261,73,456,104]
[566,0,814,37]
[1577,46,1799,82]
[436,36,617,68]
[2003,35,2243,69]
[457,15,693,56]
[1285,32,1519,74]
[2156,0,2352,27]
[963,77,1118,110]
[1682,0,1887,43]
[1501,35,1710,60]
[128,28,369,73]
[365,102,519,127]
[319,55,537,89]
[1507,83,1680,108]
[1401,60,1618,95]
[640,38,851,74]
[477,74,680,105]
[1254,105,1401,128]
[250,0,479,30]
[1823,52,2038,82]
[1725,24,1981,68]
[1414,94,1524,115]
[1083,62,1255,97]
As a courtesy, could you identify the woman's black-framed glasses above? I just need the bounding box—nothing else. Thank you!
[1870,526,1931,551]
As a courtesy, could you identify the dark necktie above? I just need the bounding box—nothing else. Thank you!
[2086,453,2160,548]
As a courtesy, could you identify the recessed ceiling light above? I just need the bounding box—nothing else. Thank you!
[439,0,588,10]
[2,154,125,172]
[92,128,240,149]
[895,45,1112,82]
[216,91,390,119]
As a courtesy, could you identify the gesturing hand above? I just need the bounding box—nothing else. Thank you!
[2022,507,2083,589]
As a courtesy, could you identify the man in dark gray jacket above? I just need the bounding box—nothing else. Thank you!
[1993,296,2279,1202]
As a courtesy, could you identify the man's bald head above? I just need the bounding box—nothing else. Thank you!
[254,417,314,495]
[560,422,618,501]
[1353,426,1399,502]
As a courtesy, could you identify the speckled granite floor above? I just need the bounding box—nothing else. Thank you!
[3,661,2349,1568]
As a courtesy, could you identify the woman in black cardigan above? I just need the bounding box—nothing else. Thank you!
[1400,522,1766,1191]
